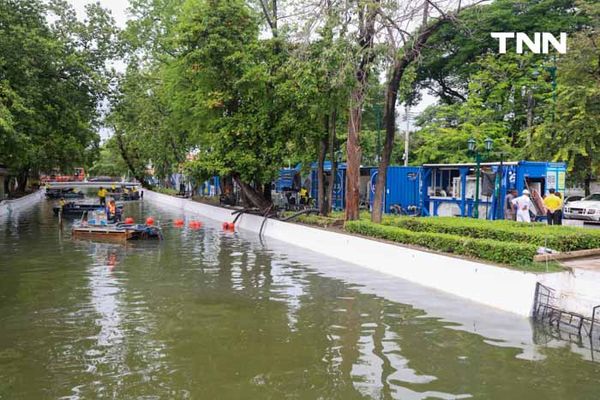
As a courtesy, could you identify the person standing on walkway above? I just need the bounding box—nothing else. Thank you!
[512,189,535,223]
[555,191,564,225]
[543,189,563,225]
[98,186,107,206]
[504,189,517,220]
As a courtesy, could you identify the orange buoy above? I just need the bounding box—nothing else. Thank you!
[146,217,155,226]
[189,220,202,229]
[227,222,235,231]
[222,222,230,230]
[174,218,184,227]
[124,217,134,224]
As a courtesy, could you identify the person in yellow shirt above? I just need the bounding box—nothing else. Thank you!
[299,187,308,205]
[544,188,563,226]
[98,186,107,206]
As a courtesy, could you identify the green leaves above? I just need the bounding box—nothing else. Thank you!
[530,29,600,185]
[0,0,117,177]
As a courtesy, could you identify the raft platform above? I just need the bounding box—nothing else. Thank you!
[72,223,163,242]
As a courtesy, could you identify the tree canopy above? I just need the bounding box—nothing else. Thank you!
[2,0,598,205]
[0,0,118,190]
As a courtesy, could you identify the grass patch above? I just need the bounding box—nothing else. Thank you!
[281,211,344,228]
[192,195,220,205]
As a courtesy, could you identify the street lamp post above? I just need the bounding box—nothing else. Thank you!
[468,137,493,219]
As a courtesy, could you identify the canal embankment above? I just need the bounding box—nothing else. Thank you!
[0,189,44,218]
[143,189,584,317]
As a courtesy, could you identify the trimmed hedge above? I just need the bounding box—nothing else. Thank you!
[346,220,539,267]
[380,216,600,252]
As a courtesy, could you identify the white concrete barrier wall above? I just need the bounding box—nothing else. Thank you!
[144,189,562,316]
[0,190,44,217]
[538,270,600,317]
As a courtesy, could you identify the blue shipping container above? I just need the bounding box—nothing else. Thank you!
[369,167,422,213]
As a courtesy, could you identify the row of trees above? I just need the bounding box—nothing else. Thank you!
[410,0,600,194]
[2,0,596,213]
[109,0,598,222]
[0,0,119,192]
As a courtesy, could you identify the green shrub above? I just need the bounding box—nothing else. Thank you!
[380,216,600,252]
[346,220,540,267]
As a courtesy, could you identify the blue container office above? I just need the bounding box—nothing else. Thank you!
[419,161,567,219]
[367,161,566,219]
[275,168,300,192]
[369,166,423,213]
[199,176,221,197]
[310,162,346,210]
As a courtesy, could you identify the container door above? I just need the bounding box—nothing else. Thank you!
[332,170,345,210]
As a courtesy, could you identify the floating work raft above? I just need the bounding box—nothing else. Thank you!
[72,223,163,242]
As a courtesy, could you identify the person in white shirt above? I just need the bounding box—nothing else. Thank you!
[512,189,535,223]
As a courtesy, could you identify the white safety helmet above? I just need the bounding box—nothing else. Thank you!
[522,189,530,195]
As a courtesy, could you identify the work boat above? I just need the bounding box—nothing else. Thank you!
[53,202,123,217]
[46,188,85,200]
[71,211,163,242]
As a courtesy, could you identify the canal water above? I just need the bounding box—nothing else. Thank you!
[1,200,600,399]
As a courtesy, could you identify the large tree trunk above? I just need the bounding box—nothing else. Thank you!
[317,117,329,215]
[372,58,404,223]
[16,168,29,194]
[345,87,364,220]
[115,130,148,188]
[326,111,338,215]
[372,18,449,223]
[233,175,271,210]
[344,0,379,221]
[585,173,592,196]
[262,183,272,203]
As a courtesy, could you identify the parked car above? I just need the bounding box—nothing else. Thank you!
[563,193,600,222]
[564,195,583,204]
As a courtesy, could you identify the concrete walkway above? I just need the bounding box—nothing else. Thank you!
[563,257,600,271]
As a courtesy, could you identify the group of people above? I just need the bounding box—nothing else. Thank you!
[505,188,563,224]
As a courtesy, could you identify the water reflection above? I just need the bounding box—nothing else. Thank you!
[1,200,600,399]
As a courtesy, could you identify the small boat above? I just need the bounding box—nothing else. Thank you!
[53,202,123,217]
[107,190,141,201]
[72,223,163,242]
[46,188,85,199]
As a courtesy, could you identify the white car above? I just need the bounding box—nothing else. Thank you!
[563,193,600,221]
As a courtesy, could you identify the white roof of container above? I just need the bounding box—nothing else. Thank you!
[423,161,520,168]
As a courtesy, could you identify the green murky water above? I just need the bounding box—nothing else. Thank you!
[1,200,600,399]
